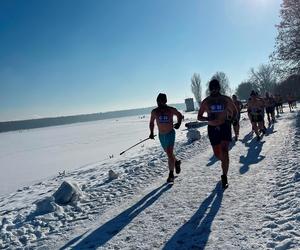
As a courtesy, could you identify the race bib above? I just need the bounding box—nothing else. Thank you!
[210,104,225,113]
[158,115,170,123]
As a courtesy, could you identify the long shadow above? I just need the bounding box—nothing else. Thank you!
[241,131,254,144]
[265,123,277,136]
[239,137,265,174]
[162,183,223,250]
[60,183,172,250]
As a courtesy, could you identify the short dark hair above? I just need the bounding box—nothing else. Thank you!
[209,79,220,92]
[156,93,167,104]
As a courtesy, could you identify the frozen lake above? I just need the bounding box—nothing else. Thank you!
[0,114,160,195]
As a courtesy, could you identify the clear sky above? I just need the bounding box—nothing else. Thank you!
[0,0,281,121]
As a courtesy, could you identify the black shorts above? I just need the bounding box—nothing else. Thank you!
[207,121,232,146]
[250,113,264,122]
[266,107,275,114]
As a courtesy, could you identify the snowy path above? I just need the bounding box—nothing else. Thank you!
[59,112,299,250]
[0,111,299,249]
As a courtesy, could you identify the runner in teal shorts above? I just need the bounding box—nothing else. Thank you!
[149,93,183,183]
[159,129,175,150]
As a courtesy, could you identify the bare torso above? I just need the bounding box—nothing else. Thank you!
[151,106,176,134]
[248,97,264,113]
[199,95,236,126]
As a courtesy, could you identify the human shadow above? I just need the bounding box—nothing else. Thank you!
[162,183,223,250]
[239,137,265,174]
[265,123,277,136]
[60,183,172,250]
[241,131,254,144]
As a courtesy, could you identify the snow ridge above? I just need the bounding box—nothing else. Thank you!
[261,112,300,249]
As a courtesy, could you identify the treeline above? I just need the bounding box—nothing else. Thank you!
[274,74,300,100]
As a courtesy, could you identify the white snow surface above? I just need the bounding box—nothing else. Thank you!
[0,110,299,249]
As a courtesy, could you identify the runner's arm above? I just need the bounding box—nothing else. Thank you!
[173,108,183,127]
[197,101,208,121]
[149,111,155,139]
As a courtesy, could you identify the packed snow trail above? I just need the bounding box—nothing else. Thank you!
[0,110,299,249]
[59,111,299,250]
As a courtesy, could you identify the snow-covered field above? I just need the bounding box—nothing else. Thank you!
[0,115,159,196]
[0,108,299,249]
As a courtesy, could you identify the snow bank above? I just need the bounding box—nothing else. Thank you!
[53,181,82,205]
[34,196,60,215]
[108,170,119,181]
[186,129,201,142]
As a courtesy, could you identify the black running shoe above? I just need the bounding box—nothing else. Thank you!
[167,172,175,183]
[175,160,181,174]
[221,175,228,189]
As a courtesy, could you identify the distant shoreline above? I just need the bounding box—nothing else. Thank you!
[0,103,186,133]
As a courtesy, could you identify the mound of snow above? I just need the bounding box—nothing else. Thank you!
[34,196,60,215]
[187,129,201,142]
[108,170,119,180]
[53,181,82,205]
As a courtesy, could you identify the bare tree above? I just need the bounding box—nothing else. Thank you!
[271,0,300,77]
[249,64,277,94]
[191,73,202,107]
[205,71,232,96]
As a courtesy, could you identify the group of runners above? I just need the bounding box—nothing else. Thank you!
[148,79,297,189]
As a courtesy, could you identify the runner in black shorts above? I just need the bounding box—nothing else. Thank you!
[198,79,237,189]
[265,92,276,125]
[247,91,266,140]
[208,121,232,146]
[232,94,243,141]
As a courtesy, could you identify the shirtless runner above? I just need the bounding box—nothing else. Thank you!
[149,93,183,183]
[232,94,243,141]
[198,79,237,189]
[247,91,266,140]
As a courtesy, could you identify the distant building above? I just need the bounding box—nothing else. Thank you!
[185,98,195,112]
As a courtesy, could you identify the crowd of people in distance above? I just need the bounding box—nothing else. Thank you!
[245,91,297,141]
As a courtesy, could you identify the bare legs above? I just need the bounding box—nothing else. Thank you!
[165,146,175,173]
[212,141,230,176]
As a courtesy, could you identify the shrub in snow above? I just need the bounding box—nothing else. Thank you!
[108,170,119,180]
[187,129,201,142]
[53,181,82,205]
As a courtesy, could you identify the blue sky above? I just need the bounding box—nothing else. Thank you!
[0,0,281,121]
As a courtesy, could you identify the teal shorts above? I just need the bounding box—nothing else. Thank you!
[159,129,175,150]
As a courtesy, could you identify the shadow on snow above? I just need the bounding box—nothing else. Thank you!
[239,134,265,174]
[162,183,223,250]
[60,183,172,250]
